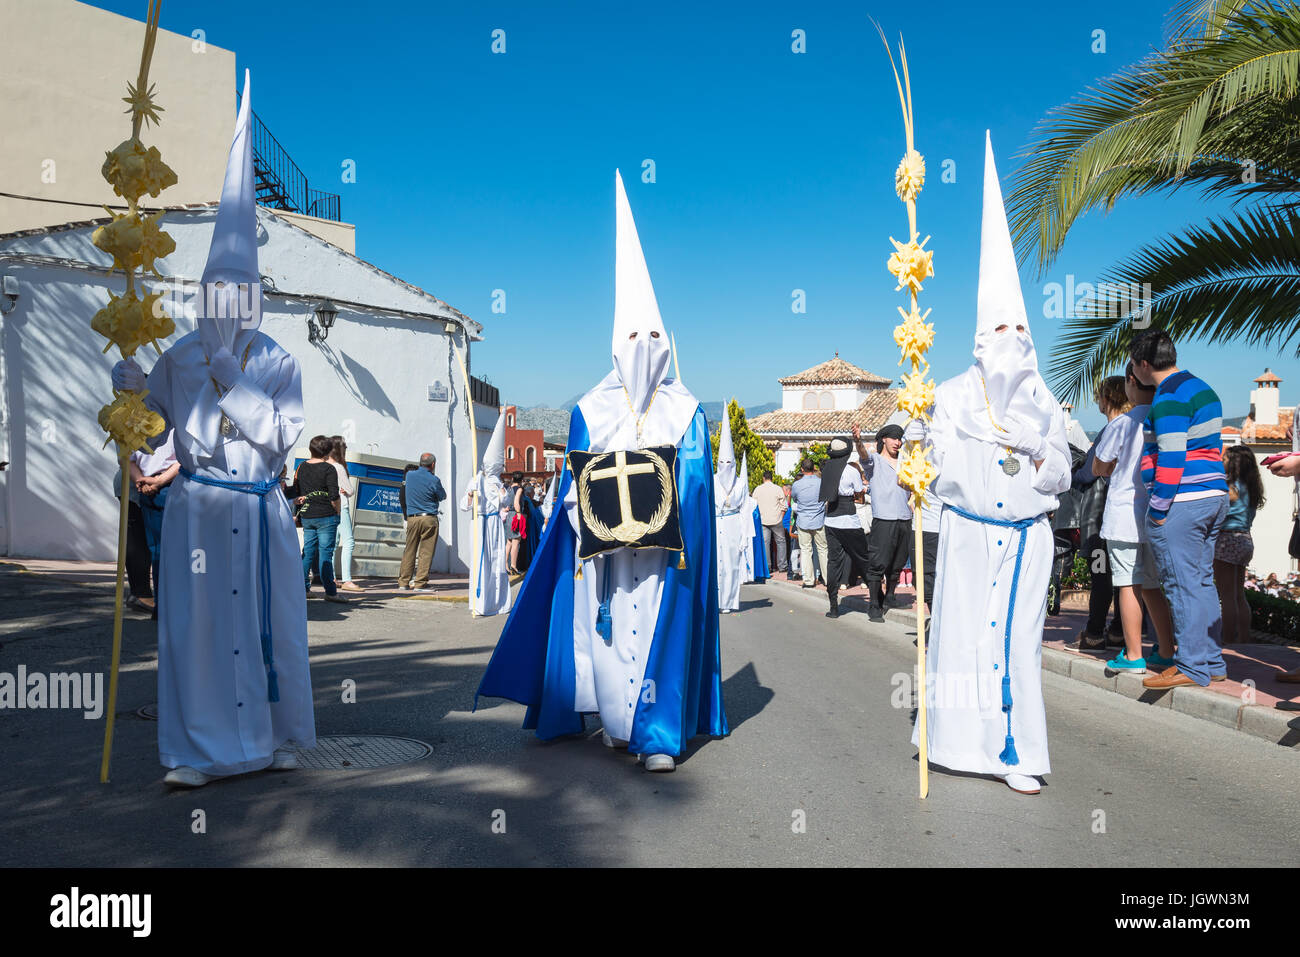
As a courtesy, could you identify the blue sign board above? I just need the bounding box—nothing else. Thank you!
[358,481,402,514]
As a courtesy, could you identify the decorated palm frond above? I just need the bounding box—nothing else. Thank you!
[1048,203,1300,402]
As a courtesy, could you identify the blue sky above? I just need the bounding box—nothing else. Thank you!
[88,0,1297,427]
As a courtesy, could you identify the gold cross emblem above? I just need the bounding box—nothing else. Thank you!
[589,450,657,541]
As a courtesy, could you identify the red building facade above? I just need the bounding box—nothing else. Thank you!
[502,406,547,478]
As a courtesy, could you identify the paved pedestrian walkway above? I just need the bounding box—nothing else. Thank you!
[765,573,1300,712]
[1,557,469,602]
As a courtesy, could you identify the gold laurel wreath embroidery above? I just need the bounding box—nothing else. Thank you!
[576,449,674,546]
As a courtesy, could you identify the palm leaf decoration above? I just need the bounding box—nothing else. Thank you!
[1007,0,1300,403]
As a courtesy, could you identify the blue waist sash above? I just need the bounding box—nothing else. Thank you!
[946,503,1046,767]
[179,467,281,702]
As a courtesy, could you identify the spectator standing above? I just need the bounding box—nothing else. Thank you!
[504,471,525,576]
[290,435,345,603]
[781,484,797,580]
[1267,414,1300,682]
[753,470,788,575]
[1131,331,1229,689]
[789,458,829,590]
[852,423,914,618]
[1090,370,1176,673]
[1214,444,1264,644]
[328,436,362,592]
[398,452,446,589]
[131,428,179,618]
[113,451,154,614]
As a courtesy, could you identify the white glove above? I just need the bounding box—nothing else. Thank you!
[994,413,1047,460]
[903,418,928,442]
[208,346,242,389]
[111,358,146,392]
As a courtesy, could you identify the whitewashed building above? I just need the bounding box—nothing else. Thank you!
[748,355,899,477]
[0,204,489,574]
[1236,368,1297,577]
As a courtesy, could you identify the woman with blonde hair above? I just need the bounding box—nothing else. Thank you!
[328,435,362,592]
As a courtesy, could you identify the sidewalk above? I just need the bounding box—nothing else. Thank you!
[764,572,1300,748]
[0,558,469,603]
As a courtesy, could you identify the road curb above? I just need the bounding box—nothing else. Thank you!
[764,581,1300,751]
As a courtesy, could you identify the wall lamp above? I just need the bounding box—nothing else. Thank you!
[307,299,337,344]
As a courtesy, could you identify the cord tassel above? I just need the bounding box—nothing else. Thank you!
[677,550,687,570]
[999,734,1019,766]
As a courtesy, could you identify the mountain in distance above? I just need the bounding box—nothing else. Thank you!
[516,399,781,445]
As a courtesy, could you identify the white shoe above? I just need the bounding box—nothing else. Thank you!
[163,766,212,788]
[601,730,628,749]
[269,748,299,770]
[639,753,675,772]
[720,608,732,615]
[996,772,1041,794]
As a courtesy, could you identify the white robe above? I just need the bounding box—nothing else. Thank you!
[912,367,1071,776]
[461,472,511,617]
[714,478,748,612]
[563,371,700,742]
[144,330,315,776]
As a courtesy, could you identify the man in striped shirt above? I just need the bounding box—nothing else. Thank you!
[1129,330,1229,689]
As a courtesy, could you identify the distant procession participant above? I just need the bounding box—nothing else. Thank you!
[476,170,727,772]
[110,74,315,788]
[461,413,511,617]
[909,134,1072,796]
[819,438,872,620]
[852,422,914,619]
[714,412,749,613]
[740,451,767,583]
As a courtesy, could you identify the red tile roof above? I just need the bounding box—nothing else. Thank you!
[1254,369,1282,383]
[778,356,893,387]
[749,389,900,437]
[1241,408,1294,444]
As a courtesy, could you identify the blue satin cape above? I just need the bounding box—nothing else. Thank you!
[475,404,729,756]
[750,506,770,580]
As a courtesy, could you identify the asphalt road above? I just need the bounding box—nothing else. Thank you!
[1,564,1297,867]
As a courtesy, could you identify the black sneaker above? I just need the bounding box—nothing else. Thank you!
[867,604,885,623]
[1070,630,1107,651]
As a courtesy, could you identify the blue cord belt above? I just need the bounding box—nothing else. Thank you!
[180,467,281,702]
[946,504,1046,767]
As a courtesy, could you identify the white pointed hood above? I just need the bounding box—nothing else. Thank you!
[542,472,556,510]
[200,69,262,358]
[972,132,1056,433]
[740,450,750,498]
[481,410,506,477]
[716,407,737,488]
[612,169,671,415]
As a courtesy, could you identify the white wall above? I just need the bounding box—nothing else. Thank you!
[0,209,481,573]
[781,383,877,412]
[1250,458,1297,577]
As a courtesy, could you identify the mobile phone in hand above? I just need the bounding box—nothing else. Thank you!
[1261,451,1299,467]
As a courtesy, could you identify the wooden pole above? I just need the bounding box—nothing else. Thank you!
[99,453,131,783]
[451,335,480,612]
[913,505,928,799]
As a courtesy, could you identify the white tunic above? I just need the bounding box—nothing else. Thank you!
[741,496,759,582]
[714,477,748,611]
[912,368,1071,776]
[461,473,511,617]
[144,330,316,776]
[564,372,700,742]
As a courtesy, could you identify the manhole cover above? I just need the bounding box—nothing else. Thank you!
[137,704,158,720]
[293,734,432,770]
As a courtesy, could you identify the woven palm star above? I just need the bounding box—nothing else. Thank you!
[123,81,164,128]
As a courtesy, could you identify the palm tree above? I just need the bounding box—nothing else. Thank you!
[1007,0,1300,403]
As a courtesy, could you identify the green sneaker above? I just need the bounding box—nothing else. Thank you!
[1106,651,1147,674]
[1146,650,1176,669]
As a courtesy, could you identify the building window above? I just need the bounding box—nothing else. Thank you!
[819,391,834,410]
[802,392,818,411]
[507,413,514,428]
[525,446,535,471]
[507,445,515,461]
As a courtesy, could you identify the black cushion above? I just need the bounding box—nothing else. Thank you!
[567,445,684,562]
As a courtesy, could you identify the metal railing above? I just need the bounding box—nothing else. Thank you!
[238,89,343,223]
[471,376,500,409]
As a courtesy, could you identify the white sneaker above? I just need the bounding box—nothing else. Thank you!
[997,772,1041,794]
[269,748,299,770]
[640,753,675,772]
[163,766,212,788]
[601,730,628,749]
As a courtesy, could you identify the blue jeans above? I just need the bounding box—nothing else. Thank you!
[140,485,168,604]
[1146,494,1229,686]
[302,515,340,596]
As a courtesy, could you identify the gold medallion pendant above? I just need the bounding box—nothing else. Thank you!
[220,413,233,436]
